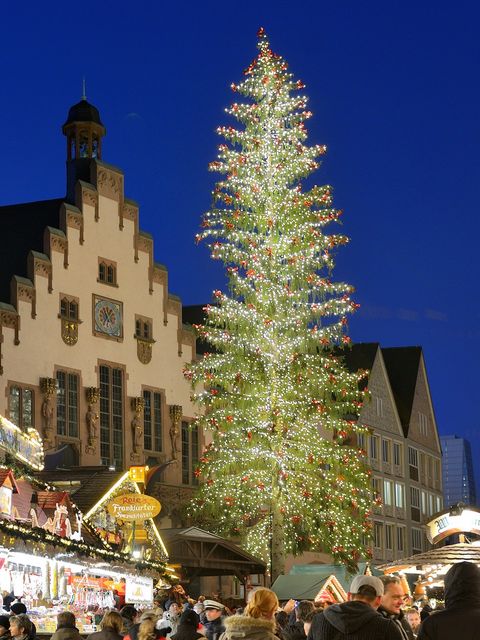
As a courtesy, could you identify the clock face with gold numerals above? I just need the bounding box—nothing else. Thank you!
[94,296,123,338]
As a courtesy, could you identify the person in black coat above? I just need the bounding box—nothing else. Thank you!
[377,575,414,640]
[202,602,225,640]
[418,561,480,640]
[308,576,404,640]
[284,601,315,640]
[171,610,205,640]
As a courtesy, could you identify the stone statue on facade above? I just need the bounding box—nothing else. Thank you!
[40,377,56,448]
[85,387,100,454]
[130,397,144,461]
[169,405,182,461]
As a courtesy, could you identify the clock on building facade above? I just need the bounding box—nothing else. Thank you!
[93,295,123,339]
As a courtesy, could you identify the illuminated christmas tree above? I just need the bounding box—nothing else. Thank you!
[185,29,374,580]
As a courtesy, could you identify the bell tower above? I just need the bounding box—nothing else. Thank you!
[62,88,106,202]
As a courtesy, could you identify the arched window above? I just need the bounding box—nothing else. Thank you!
[92,134,99,158]
[70,136,76,159]
[98,259,117,285]
[79,130,89,157]
[60,296,79,320]
[107,265,115,284]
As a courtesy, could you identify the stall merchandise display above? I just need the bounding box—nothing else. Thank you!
[29,609,97,635]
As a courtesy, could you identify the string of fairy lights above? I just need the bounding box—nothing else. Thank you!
[184,29,375,573]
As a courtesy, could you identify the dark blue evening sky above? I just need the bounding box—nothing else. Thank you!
[2,1,479,493]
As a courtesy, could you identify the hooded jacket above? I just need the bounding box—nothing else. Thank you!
[307,601,404,640]
[218,616,279,640]
[418,561,480,640]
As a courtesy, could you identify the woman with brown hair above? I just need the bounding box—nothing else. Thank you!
[86,611,124,640]
[219,589,281,640]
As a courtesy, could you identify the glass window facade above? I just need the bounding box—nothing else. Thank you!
[441,435,476,506]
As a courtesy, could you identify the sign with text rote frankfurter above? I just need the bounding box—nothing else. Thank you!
[107,494,161,522]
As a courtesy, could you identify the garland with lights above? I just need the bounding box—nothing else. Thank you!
[0,516,166,571]
[185,29,374,578]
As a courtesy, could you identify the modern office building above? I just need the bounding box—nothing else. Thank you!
[440,435,477,507]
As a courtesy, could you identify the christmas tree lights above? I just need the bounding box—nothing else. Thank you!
[185,29,374,578]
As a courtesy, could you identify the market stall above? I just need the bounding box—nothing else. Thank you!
[0,415,171,634]
[377,504,480,604]
[271,572,347,603]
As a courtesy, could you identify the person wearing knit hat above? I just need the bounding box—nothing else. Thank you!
[170,610,206,640]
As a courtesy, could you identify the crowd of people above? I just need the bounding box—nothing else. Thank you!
[0,561,476,640]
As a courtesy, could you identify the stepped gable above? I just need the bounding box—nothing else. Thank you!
[381,346,422,437]
[0,198,63,302]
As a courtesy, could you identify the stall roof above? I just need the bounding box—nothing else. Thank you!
[37,467,126,514]
[271,573,347,602]
[378,543,480,572]
[160,527,266,579]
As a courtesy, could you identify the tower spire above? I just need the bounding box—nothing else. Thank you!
[81,77,87,101]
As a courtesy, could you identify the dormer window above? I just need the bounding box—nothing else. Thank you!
[98,258,117,286]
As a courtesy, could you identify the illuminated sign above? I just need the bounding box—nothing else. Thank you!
[426,507,480,544]
[126,575,153,605]
[0,416,44,470]
[107,494,161,522]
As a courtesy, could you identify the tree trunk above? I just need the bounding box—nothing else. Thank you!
[270,490,286,583]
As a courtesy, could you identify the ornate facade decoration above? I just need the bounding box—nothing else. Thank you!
[131,396,145,461]
[61,318,78,345]
[169,404,182,461]
[40,377,56,448]
[136,338,153,364]
[85,387,99,454]
[97,168,123,201]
